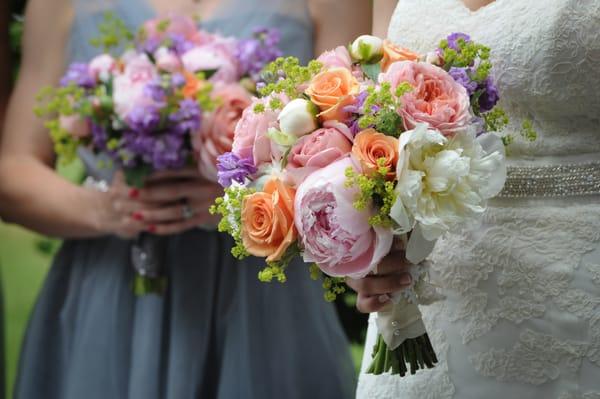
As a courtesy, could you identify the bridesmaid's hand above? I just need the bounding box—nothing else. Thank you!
[346,240,413,313]
[135,167,223,235]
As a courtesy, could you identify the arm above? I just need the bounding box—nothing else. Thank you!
[372,0,397,38]
[0,0,146,238]
[0,0,10,125]
[308,0,373,55]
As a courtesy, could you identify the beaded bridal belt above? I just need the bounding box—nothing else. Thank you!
[498,160,600,198]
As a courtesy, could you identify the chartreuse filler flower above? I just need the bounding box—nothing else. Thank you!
[211,32,514,377]
[36,13,281,295]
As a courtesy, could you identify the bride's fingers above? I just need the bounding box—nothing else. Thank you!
[346,273,412,297]
[356,293,391,313]
[376,252,412,275]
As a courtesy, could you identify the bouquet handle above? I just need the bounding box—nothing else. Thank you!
[131,233,168,296]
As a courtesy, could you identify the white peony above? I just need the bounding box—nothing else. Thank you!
[390,123,506,242]
[277,99,318,138]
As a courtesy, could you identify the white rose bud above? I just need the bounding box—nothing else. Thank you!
[350,35,384,63]
[424,51,442,66]
[277,99,318,138]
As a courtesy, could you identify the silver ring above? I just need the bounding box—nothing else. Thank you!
[182,203,195,220]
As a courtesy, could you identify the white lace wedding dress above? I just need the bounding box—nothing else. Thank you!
[357,0,600,398]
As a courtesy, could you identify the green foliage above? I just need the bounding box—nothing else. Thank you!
[357,82,411,137]
[438,37,492,82]
[345,161,396,228]
[309,264,347,302]
[482,106,509,132]
[361,62,381,82]
[89,12,134,53]
[209,185,255,259]
[258,56,323,98]
[520,119,537,142]
[257,242,301,283]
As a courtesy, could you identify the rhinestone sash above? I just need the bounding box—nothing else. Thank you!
[498,160,600,198]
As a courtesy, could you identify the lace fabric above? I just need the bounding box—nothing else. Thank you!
[358,0,600,397]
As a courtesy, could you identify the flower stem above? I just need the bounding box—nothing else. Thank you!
[367,333,438,377]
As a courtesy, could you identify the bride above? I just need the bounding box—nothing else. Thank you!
[351,0,600,398]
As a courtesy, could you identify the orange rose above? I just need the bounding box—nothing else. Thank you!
[352,128,399,180]
[305,67,359,121]
[241,179,297,262]
[381,39,421,72]
[183,71,203,99]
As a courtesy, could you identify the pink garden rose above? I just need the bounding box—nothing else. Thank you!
[154,47,181,73]
[193,83,252,181]
[317,46,352,70]
[88,54,116,81]
[380,61,471,136]
[285,120,353,186]
[181,37,241,83]
[294,157,393,278]
[112,54,159,120]
[232,94,288,168]
[59,114,90,138]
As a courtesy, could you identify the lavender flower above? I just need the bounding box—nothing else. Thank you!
[478,77,499,112]
[216,152,257,187]
[171,73,186,88]
[126,105,162,132]
[449,67,478,95]
[236,28,282,79]
[60,63,95,88]
[446,32,471,51]
[169,99,201,135]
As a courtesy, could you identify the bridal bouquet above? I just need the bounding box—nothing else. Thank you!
[36,13,281,186]
[211,32,507,376]
[36,13,281,294]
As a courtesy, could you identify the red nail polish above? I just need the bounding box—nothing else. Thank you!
[132,211,143,221]
[148,225,157,233]
[129,188,139,199]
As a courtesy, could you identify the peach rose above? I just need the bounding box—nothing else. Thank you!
[194,83,252,181]
[241,178,297,262]
[352,128,399,180]
[380,61,471,136]
[381,40,421,72]
[305,67,359,122]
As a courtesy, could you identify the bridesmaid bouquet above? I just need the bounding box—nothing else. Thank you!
[36,13,281,187]
[212,32,509,376]
[35,14,281,295]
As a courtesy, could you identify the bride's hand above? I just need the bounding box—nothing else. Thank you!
[134,167,223,235]
[346,242,413,313]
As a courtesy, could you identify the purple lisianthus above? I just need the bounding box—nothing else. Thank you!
[446,32,471,51]
[126,104,162,132]
[169,99,201,135]
[216,152,257,187]
[449,67,478,95]
[342,91,372,135]
[60,63,95,88]
[235,28,282,79]
[478,77,499,112]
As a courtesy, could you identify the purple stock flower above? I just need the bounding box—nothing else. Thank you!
[91,123,108,149]
[342,91,372,135]
[169,33,195,55]
[446,32,471,51]
[60,63,95,88]
[139,37,161,54]
[216,152,257,188]
[120,129,188,170]
[169,99,201,135]
[449,67,478,95]
[478,77,499,112]
[126,104,162,132]
[235,28,282,79]
[144,80,167,104]
[171,73,186,87]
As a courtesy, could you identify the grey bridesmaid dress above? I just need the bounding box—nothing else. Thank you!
[14,1,356,398]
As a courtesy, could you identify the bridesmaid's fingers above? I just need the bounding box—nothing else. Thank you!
[346,273,412,297]
[137,198,213,223]
[150,210,213,236]
[138,181,222,203]
[356,293,391,314]
[144,167,202,183]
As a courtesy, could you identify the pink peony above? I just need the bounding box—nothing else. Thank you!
[181,37,241,83]
[232,94,288,169]
[285,121,353,186]
[88,54,116,81]
[112,54,159,120]
[154,47,181,73]
[143,14,204,45]
[59,114,90,138]
[193,83,252,182]
[317,46,352,70]
[380,61,471,136]
[294,157,393,278]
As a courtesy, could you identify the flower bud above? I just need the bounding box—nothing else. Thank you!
[350,35,384,63]
[154,47,182,73]
[277,99,318,138]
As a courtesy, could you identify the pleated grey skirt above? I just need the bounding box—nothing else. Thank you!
[14,230,355,399]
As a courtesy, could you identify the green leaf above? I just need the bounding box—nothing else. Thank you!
[362,63,382,82]
[124,164,153,188]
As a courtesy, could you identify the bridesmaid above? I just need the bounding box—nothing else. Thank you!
[0,0,371,398]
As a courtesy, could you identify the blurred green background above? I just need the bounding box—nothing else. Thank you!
[0,1,367,397]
